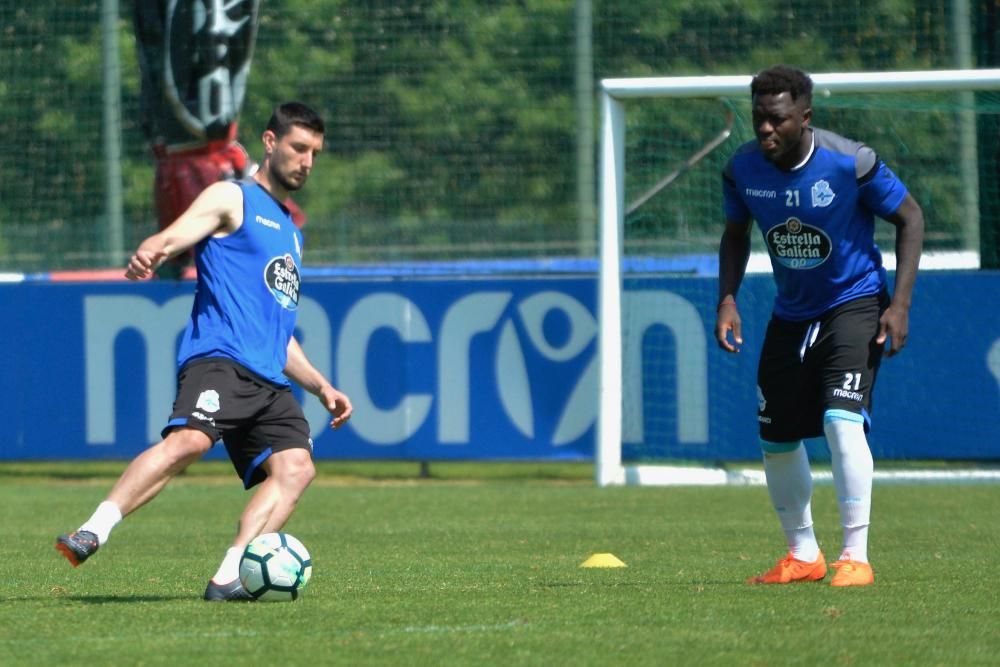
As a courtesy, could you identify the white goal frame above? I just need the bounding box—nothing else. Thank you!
[597,69,1000,487]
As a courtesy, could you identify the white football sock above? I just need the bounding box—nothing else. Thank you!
[212,547,244,584]
[762,441,820,562]
[824,412,873,563]
[79,500,122,546]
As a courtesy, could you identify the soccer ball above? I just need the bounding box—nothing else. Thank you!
[239,532,313,601]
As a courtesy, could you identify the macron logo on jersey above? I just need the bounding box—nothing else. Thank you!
[255,214,281,230]
[745,188,777,199]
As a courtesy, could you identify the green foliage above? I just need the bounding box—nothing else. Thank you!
[0,1,990,270]
[2,464,999,665]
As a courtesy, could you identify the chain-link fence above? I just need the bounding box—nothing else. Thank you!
[2,1,995,272]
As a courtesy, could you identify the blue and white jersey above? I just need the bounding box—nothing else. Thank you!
[177,180,303,385]
[722,127,908,321]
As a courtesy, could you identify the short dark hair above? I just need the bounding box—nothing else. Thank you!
[266,102,325,138]
[751,65,813,106]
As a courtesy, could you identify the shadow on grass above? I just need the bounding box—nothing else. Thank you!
[0,461,598,483]
[4,594,199,604]
[70,594,202,603]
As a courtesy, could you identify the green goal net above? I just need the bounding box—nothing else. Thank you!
[622,89,1000,261]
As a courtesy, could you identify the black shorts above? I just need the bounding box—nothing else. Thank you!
[756,293,888,443]
[163,359,312,489]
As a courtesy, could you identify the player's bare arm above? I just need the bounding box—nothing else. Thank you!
[715,220,752,353]
[284,336,353,429]
[125,181,244,280]
[878,193,925,356]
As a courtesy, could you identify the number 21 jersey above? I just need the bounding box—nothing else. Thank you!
[722,127,908,321]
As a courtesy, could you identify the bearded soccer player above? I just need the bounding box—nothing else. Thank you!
[56,102,353,601]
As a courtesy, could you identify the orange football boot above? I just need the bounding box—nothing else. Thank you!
[830,558,874,587]
[747,551,827,584]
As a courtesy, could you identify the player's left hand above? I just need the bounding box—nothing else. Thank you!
[877,304,909,357]
[319,386,353,429]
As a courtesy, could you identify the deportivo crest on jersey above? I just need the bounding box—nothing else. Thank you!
[195,389,221,413]
[265,253,300,310]
[766,218,832,269]
[811,180,836,208]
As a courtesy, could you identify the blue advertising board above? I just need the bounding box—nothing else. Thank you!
[0,271,997,461]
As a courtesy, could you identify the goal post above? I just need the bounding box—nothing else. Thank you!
[596,69,1000,487]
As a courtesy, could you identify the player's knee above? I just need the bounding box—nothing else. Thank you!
[823,409,865,427]
[823,409,868,457]
[295,458,317,488]
[759,439,802,455]
[823,409,866,441]
[162,428,213,462]
[270,450,316,491]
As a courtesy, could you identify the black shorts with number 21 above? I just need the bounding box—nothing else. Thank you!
[163,359,312,489]
[756,292,889,444]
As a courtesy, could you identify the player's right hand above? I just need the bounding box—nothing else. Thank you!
[319,385,353,430]
[715,302,742,353]
[125,249,168,280]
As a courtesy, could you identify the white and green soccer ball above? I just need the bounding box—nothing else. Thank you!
[239,532,313,601]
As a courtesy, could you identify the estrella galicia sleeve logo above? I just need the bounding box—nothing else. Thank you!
[264,254,300,310]
[766,217,832,269]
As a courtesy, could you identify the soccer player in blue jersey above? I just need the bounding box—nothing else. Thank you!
[715,66,924,587]
[56,102,353,601]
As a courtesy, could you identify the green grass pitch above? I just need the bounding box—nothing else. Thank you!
[1,461,998,666]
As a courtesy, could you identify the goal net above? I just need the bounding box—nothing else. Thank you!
[597,69,1000,486]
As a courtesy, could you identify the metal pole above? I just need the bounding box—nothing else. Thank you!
[953,0,980,257]
[575,0,596,255]
[102,0,124,266]
[596,90,625,486]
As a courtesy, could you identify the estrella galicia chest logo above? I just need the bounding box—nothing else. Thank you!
[264,254,300,310]
[766,217,832,269]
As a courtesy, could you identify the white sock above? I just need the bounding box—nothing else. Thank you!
[79,500,122,546]
[762,441,820,562]
[824,413,873,563]
[212,547,245,584]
